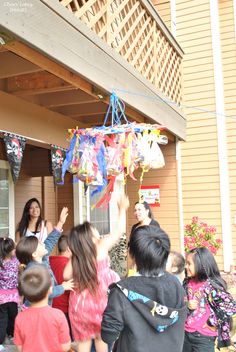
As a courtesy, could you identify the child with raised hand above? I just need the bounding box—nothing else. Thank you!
[101,225,187,352]
[49,235,73,338]
[14,265,71,352]
[166,251,185,283]
[64,194,129,352]
[183,247,236,351]
[16,207,74,307]
[0,237,19,351]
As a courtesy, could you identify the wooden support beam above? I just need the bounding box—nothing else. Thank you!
[6,71,72,94]
[52,101,107,116]
[5,41,144,123]
[0,51,42,79]
[5,41,96,97]
[37,89,98,108]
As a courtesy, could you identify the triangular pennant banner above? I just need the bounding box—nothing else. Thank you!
[3,133,26,183]
[50,145,66,185]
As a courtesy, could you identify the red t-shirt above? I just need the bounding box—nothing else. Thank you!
[49,256,69,313]
[14,306,70,352]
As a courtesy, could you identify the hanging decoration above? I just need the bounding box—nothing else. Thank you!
[61,92,168,208]
[3,133,26,183]
[50,145,66,185]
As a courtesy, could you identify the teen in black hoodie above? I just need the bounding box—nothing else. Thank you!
[102,225,187,352]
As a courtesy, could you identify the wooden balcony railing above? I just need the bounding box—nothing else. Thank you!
[59,0,183,105]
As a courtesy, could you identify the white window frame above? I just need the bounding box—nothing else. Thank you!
[0,160,15,239]
[73,178,126,234]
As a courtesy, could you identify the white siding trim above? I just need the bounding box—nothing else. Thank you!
[73,177,80,225]
[170,0,176,37]
[210,0,233,272]
[86,188,90,222]
[176,139,184,254]
[0,160,15,239]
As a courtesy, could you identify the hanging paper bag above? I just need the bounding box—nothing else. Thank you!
[123,132,138,180]
[77,137,103,185]
[135,131,152,171]
[105,134,125,176]
[150,142,165,169]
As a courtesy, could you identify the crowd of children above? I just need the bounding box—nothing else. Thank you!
[0,196,236,352]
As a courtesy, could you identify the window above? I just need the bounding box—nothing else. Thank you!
[73,178,125,236]
[0,161,14,238]
[89,186,110,235]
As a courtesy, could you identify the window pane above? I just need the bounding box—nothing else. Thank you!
[0,189,8,207]
[90,187,110,236]
[0,209,9,228]
[0,228,9,237]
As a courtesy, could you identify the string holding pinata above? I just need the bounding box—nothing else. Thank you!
[60,92,168,208]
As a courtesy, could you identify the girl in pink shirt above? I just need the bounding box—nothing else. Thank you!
[0,237,19,350]
[183,247,236,352]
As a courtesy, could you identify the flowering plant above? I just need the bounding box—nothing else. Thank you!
[184,216,222,254]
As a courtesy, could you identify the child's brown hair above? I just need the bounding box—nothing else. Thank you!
[18,265,51,303]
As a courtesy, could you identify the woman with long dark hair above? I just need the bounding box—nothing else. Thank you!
[64,195,129,352]
[15,198,53,243]
[130,201,160,239]
[132,201,159,229]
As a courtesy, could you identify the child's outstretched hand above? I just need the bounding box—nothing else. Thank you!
[117,194,129,212]
[60,207,69,224]
[62,278,74,291]
[56,207,69,231]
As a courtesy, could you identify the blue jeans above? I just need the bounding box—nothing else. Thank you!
[183,331,216,352]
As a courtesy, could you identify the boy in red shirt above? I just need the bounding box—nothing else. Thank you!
[49,235,73,337]
[14,266,71,352]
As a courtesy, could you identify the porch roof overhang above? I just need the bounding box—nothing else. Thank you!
[0,0,186,140]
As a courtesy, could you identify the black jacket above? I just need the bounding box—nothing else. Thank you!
[102,273,187,352]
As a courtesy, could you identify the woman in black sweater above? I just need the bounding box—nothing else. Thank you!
[130,201,160,237]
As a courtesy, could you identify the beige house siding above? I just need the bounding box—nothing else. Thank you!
[176,0,224,268]
[43,177,57,226]
[57,173,74,232]
[152,0,171,30]
[219,0,236,265]
[127,142,181,250]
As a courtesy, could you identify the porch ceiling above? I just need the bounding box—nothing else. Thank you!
[0,50,117,127]
[0,0,186,139]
